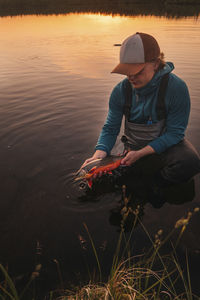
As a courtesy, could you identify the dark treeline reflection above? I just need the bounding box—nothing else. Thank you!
[0,0,200,18]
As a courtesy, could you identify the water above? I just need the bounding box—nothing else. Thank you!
[0,12,200,296]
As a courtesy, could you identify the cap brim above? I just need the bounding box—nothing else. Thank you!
[111,63,145,76]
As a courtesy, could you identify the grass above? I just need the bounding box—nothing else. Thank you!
[0,187,199,299]
[58,188,200,299]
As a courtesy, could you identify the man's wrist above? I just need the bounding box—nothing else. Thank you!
[93,150,107,159]
[137,145,155,158]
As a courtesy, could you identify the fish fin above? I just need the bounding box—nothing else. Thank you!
[88,166,97,174]
[74,176,84,182]
[88,179,93,188]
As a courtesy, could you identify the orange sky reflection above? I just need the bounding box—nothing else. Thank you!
[0,14,199,79]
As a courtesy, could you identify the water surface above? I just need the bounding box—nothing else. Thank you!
[0,13,200,296]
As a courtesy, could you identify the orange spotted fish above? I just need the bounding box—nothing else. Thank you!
[75,155,124,188]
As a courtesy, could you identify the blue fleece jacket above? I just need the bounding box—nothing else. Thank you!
[95,62,190,154]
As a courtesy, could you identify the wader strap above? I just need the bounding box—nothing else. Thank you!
[123,73,169,121]
[156,73,169,120]
[123,79,133,121]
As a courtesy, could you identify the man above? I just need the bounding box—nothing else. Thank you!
[82,32,200,188]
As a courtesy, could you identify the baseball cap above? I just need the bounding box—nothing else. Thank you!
[111,32,160,76]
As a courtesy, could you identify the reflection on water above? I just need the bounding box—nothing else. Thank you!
[109,179,196,231]
[0,12,200,296]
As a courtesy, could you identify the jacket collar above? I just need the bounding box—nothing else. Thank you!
[134,62,174,97]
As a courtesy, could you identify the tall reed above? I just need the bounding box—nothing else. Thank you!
[60,188,200,300]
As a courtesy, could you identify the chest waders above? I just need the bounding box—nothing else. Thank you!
[122,73,169,151]
[121,74,200,185]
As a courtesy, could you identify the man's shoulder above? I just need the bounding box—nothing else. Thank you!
[111,78,129,98]
[113,78,129,90]
[109,78,128,107]
[168,73,188,90]
[167,73,189,98]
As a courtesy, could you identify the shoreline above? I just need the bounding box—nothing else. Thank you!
[0,1,200,18]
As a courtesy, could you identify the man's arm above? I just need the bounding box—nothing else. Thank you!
[149,75,190,154]
[95,81,124,154]
[81,81,125,168]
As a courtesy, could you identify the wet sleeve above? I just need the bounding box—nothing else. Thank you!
[95,82,124,154]
[149,77,190,154]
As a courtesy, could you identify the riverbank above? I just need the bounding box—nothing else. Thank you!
[1,204,200,299]
[0,0,200,17]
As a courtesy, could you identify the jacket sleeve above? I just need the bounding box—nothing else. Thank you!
[149,75,190,154]
[95,82,124,154]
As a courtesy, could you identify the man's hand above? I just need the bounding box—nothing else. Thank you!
[81,150,107,169]
[121,145,155,166]
[121,150,141,166]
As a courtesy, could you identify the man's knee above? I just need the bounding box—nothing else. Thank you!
[158,139,200,184]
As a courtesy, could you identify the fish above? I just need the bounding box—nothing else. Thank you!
[75,155,124,189]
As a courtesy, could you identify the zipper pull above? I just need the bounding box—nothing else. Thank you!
[147,116,152,125]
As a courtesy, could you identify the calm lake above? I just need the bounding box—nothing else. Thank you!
[0,11,200,297]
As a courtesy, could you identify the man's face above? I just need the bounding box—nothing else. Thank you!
[127,62,157,89]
